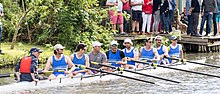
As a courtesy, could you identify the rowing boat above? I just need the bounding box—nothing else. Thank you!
[0,59,206,93]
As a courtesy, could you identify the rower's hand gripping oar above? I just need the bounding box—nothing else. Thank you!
[164,56,220,68]
[132,59,220,79]
[76,65,156,84]
[91,62,181,84]
[127,57,158,69]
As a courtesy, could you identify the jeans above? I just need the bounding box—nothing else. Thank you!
[161,13,170,32]
[187,15,193,35]
[169,10,174,32]
[153,10,160,32]
[213,13,217,35]
[191,12,199,35]
[199,12,213,35]
[123,10,131,32]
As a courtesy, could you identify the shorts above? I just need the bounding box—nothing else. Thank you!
[132,10,142,22]
[216,14,220,22]
[109,10,124,24]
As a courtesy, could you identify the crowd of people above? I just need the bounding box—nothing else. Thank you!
[106,0,220,37]
[15,36,184,82]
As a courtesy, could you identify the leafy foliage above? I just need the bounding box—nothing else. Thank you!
[0,0,114,51]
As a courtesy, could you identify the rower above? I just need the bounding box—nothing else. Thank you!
[70,43,92,75]
[154,36,169,64]
[168,36,184,64]
[44,44,75,79]
[88,41,107,73]
[15,47,43,82]
[106,40,126,68]
[122,38,139,69]
[139,38,159,67]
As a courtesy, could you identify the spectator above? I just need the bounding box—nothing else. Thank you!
[168,0,176,32]
[213,0,218,36]
[160,0,170,34]
[142,0,153,35]
[122,0,131,33]
[189,0,201,37]
[0,3,3,54]
[131,0,144,34]
[152,0,161,34]
[217,0,220,35]
[199,0,216,36]
[186,0,192,35]
[180,7,188,25]
[106,0,125,34]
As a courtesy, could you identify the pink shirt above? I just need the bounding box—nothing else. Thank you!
[123,2,130,10]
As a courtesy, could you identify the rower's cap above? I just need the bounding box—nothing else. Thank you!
[111,40,118,46]
[92,41,102,47]
[30,47,43,53]
[170,36,177,40]
[54,44,65,50]
[123,38,133,46]
[155,36,163,41]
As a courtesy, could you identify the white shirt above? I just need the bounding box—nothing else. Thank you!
[131,0,144,11]
[107,0,123,12]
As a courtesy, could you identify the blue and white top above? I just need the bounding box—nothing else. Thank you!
[52,55,68,77]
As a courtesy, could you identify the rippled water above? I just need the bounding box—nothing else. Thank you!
[1,52,220,94]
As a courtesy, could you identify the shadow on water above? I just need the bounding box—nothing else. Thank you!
[2,52,220,94]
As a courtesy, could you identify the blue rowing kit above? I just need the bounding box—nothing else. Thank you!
[52,55,68,76]
[124,48,135,66]
[109,50,122,67]
[168,44,180,63]
[72,53,86,75]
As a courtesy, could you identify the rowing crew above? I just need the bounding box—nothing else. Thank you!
[15,35,183,82]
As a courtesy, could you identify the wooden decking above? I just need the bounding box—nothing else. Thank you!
[114,34,220,53]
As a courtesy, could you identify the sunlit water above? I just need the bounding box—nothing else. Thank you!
[1,52,220,94]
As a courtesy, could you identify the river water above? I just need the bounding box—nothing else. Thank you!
[1,52,220,94]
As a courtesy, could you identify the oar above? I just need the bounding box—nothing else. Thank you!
[76,65,156,84]
[164,56,220,68]
[0,70,65,78]
[91,62,180,83]
[131,60,220,78]
[0,73,16,78]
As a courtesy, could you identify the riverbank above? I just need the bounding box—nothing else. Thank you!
[0,42,71,68]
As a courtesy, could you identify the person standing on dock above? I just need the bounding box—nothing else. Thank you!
[139,38,159,66]
[44,44,75,79]
[122,38,139,68]
[186,0,192,35]
[122,0,131,34]
[131,0,144,34]
[168,36,184,64]
[141,0,153,35]
[199,0,216,36]
[106,0,125,34]
[15,47,43,82]
[0,3,3,54]
[152,0,161,34]
[160,0,170,34]
[70,43,92,75]
[106,40,127,68]
[188,0,201,37]
[217,0,220,35]
[154,36,169,64]
[88,41,107,73]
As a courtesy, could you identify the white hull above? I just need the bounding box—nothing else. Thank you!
[0,60,206,93]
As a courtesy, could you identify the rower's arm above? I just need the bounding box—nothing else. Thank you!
[153,48,160,61]
[15,59,21,81]
[179,45,184,59]
[139,47,142,58]
[44,57,52,71]
[85,55,90,67]
[66,56,75,73]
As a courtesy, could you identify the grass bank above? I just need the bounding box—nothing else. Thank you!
[0,42,71,68]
